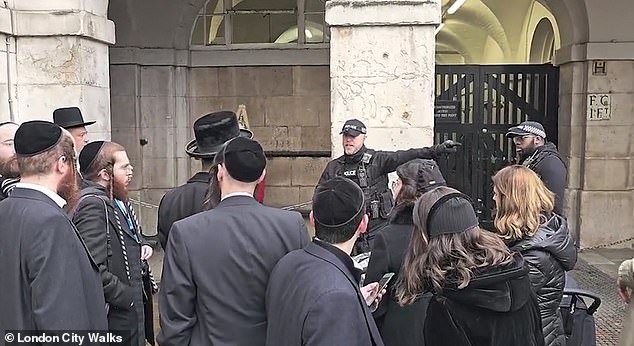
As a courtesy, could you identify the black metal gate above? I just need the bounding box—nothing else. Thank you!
[434,64,559,229]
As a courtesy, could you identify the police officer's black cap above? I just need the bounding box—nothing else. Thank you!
[419,192,479,238]
[313,177,365,228]
[213,137,266,183]
[79,141,106,175]
[340,119,367,137]
[14,120,63,157]
[505,121,546,139]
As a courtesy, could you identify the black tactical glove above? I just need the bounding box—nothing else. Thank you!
[432,140,462,156]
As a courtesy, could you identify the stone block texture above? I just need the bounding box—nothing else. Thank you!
[111,64,331,232]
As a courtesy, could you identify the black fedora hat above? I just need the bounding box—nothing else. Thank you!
[53,107,96,129]
[185,111,253,159]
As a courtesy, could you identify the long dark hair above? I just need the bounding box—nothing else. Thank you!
[203,164,221,210]
[395,186,513,305]
[392,159,445,215]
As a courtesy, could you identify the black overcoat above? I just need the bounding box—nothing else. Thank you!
[0,187,107,331]
[158,195,310,346]
[157,172,210,250]
[265,241,385,346]
[72,183,147,346]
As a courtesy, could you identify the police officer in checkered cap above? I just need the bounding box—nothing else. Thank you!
[318,118,461,255]
[506,121,567,215]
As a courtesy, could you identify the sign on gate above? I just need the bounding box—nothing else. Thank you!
[434,100,461,123]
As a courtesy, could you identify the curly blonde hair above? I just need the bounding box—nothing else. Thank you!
[492,165,555,242]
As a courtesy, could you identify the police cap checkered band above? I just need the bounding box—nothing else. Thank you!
[505,121,546,139]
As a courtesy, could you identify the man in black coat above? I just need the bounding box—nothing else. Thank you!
[72,141,154,346]
[318,118,461,254]
[0,121,19,201]
[506,121,567,215]
[0,121,107,331]
[266,177,384,346]
[158,137,310,346]
[157,111,254,250]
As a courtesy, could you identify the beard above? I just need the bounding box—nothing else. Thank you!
[112,177,129,201]
[0,156,20,178]
[59,165,80,211]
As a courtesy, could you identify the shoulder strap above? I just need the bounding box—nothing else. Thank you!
[74,194,113,264]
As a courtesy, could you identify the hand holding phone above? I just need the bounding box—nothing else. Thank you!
[363,272,395,312]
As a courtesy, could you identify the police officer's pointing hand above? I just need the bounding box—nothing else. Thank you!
[432,140,462,155]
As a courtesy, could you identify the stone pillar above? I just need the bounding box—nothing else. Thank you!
[0,0,114,140]
[556,52,634,247]
[326,0,441,158]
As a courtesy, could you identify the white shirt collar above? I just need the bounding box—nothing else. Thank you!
[221,192,254,201]
[15,182,67,208]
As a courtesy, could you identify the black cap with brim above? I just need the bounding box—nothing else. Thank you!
[340,119,367,137]
[505,121,546,139]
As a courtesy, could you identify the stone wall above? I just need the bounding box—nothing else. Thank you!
[558,60,634,247]
[0,1,114,131]
[110,64,331,234]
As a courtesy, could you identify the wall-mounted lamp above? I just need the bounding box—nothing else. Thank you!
[447,0,467,14]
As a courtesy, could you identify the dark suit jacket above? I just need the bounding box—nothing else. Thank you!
[158,172,210,250]
[158,195,310,346]
[0,187,108,331]
[265,242,384,346]
[72,183,146,346]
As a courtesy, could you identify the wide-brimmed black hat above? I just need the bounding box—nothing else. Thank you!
[186,111,253,159]
[53,107,96,129]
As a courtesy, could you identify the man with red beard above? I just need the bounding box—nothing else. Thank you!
[0,120,107,331]
[72,141,155,346]
[0,121,20,200]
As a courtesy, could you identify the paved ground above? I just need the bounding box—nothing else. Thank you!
[572,248,634,345]
[145,244,634,345]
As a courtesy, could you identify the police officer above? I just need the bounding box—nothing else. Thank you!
[318,119,461,255]
[506,120,567,215]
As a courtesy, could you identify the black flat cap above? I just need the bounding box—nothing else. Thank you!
[53,107,96,129]
[79,141,106,175]
[313,177,365,228]
[14,120,63,157]
[214,137,266,183]
[340,119,367,137]
[424,192,479,238]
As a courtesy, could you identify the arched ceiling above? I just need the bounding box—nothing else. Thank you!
[435,0,580,64]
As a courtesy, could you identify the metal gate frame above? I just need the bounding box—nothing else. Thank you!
[434,64,560,229]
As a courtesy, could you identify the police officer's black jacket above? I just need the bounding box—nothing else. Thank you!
[520,143,567,215]
[318,146,437,216]
[509,214,577,346]
[157,171,210,250]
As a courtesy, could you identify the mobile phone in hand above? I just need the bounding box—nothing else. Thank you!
[378,272,395,293]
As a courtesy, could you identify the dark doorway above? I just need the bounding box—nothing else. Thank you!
[434,64,559,229]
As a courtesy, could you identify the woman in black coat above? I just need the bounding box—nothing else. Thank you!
[365,159,446,345]
[493,165,577,346]
[396,186,544,346]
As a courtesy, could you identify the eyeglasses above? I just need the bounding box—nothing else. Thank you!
[512,135,534,144]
